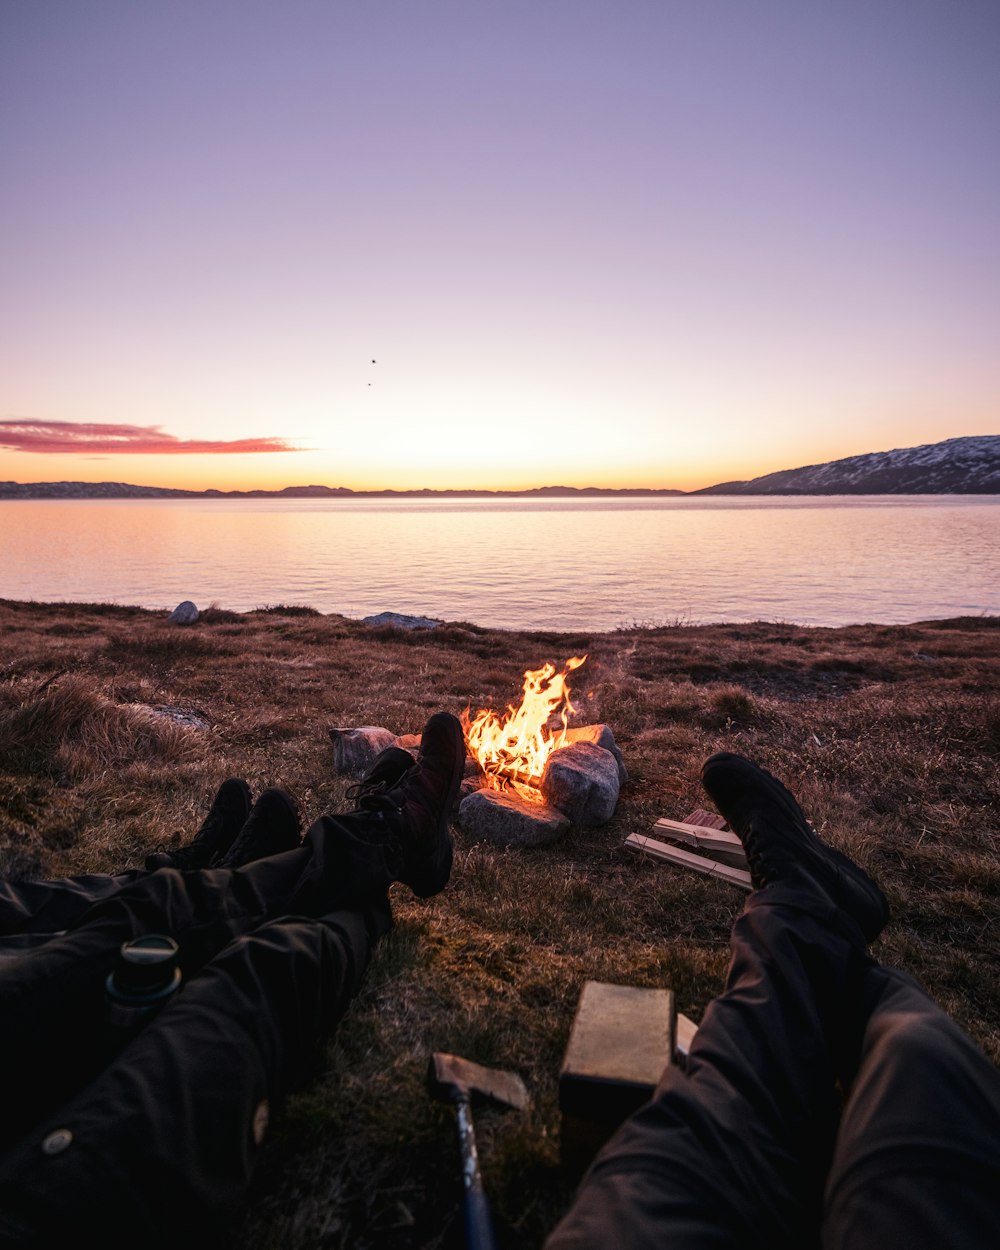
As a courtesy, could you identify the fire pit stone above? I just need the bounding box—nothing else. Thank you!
[328,726,399,777]
[541,741,620,827]
[563,724,628,785]
[459,788,570,847]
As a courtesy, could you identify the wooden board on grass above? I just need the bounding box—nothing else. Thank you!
[681,807,728,831]
[626,833,752,890]
[676,1012,698,1059]
[653,818,748,868]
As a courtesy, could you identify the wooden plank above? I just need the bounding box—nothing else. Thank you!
[559,981,676,1176]
[626,833,753,890]
[653,818,748,868]
[655,817,742,848]
[676,1012,698,1059]
[560,982,675,1114]
[681,807,728,831]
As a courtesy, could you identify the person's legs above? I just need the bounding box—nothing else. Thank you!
[0,861,305,1149]
[547,751,890,1250]
[0,714,464,1150]
[0,778,274,942]
[822,965,1000,1250]
[0,901,391,1249]
[0,870,148,938]
[546,892,871,1250]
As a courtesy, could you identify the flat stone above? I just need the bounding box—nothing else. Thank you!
[459,787,569,847]
[564,724,628,785]
[396,733,422,752]
[128,704,210,731]
[362,612,442,630]
[328,726,399,777]
[541,742,620,826]
[167,600,199,624]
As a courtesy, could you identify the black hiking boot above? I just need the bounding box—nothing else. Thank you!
[216,788,301,868]
[701,752,889,944]
[145,778,252,871]
[345,746,416,810]
[356,714,465,898]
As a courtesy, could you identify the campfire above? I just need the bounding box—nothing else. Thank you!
[330,652,624,845]
[463,656,587,800]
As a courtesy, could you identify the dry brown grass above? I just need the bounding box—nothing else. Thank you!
[1,598,998,1248]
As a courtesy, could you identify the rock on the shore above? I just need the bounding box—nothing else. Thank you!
[362,612,442,631]
[541,741,620,826]
[564,723,628,785]
[329,726,399,776]
[459,788,569,847]
[167,600,199,624]
[130,704,210,731]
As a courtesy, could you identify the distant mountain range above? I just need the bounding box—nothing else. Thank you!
[2,435,998,499]
[692,435,1000,495]
[0,481,686,500]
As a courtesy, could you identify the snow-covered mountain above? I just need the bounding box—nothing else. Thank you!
[697,435,1000,495]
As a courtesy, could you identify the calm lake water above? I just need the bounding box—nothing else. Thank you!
[3,496,999,631]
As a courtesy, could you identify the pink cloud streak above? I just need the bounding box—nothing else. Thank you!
[0,420,306,455]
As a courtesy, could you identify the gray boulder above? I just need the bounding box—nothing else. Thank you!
[541,742,620,826]
[563,723,628,785]
[329,726,399,777]
[167,600,199,624]
[362,612,442,630]
[459,788,569,847]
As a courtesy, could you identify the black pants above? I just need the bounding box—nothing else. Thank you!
[546,885,1000,1249]
[0,815,394,1248]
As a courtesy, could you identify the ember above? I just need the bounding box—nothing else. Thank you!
[464,656,587,800]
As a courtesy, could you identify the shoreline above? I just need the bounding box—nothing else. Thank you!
[2,595,997,636]
[5,487,1000,500]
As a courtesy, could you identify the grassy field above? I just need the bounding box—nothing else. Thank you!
[1,598,998,1247]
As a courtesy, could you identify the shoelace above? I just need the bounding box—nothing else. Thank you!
[345,764,420,813]
[149,808,228,863]
[742,820,780,886]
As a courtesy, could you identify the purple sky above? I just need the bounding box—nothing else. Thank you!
[2,1,998,490]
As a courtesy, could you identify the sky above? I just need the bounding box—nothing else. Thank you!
[2,0,998,492]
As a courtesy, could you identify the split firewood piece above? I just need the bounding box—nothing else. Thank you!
[681,807,728,831]
[653,818,748,868]
[625,833,752,891]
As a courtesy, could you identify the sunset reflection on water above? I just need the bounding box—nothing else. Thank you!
[3,496,998,631]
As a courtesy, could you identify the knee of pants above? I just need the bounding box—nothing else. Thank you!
[860,1005,988,1108]
[836,1005,1000,1173]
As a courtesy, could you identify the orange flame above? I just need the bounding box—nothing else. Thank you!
[464,656,587,800]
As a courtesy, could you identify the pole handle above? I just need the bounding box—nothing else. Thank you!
[462,1186,497,1250]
